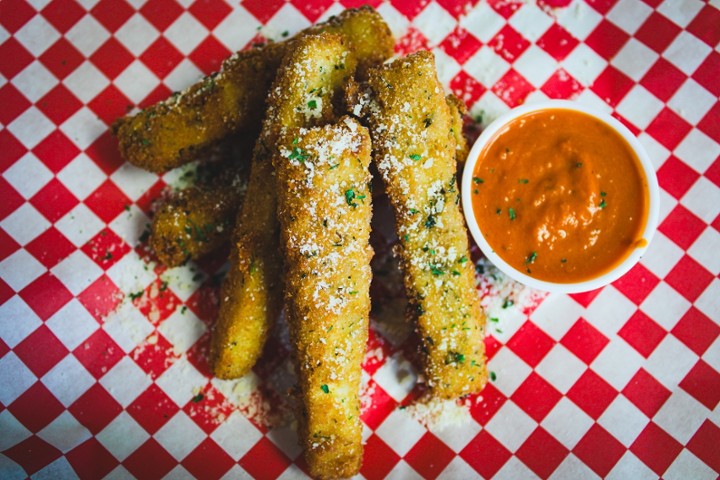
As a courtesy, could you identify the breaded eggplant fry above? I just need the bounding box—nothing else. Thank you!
[211,33,360,380]
[113,6,393,173]
[275,118,372,480]
[359,51,488,398]
[446,94,469,165]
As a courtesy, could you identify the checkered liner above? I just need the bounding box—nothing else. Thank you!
[1,0,719,478]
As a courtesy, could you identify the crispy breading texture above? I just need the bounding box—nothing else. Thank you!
[211,33,360,380]
[360,51,488,398]
[275,118,372,480]
[112,6,393,173]
[446,94,469,165]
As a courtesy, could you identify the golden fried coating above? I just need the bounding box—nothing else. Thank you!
[113,6,393,173]
[446,94,469,165]
[211,33,361,380]
[275,118,372,480]
[359,51,488,399]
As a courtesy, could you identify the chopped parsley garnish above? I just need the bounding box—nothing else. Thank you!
[321,384,329,394]
[192,393,204,403]
[496,208,501,214]
[489,317,499,323]
[423,117,433,128]
[502,298,514,309]
[345,189,357,207]
[518,178,529,184]
[424,215,436,228]
[508,207,516,220]
[458,256,468,264]
[473,177,484,184]
[307,99,317,110]
[403,234,409,242]
[288,146,309,162]
[599,199,607,209]
[292,137,299,145]
[490,371,497,381]
[525,252,537,264]
[409,154,422,161]
[128,291,143,300]
[561,258,567,263]
[430,265,444,276]
[329,163,339,170]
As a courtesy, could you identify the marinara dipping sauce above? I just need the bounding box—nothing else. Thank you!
[467,107,653,285]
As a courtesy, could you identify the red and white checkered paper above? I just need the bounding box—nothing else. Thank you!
[1,0,719,478]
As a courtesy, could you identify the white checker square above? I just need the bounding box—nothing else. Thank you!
[0,456,29,480]
[485,302,527,345]
[0,249,45,291]
[109,162,159,202]
[638,131,671,171]
[432,413,481,453]
[611,39,658,82]
[574,88,614,112]
[438,457,477,480]
[606,451,658,480]
[616,84,664,130]
[688,227,720,276]
[159,266,201,302]
[0,352,37,405]
[46,299,99,351]
[164,12,208,56]
[471,91,511,127]
[464,46,511,88]
[57,153,107,201]
[645,335,698,389]
[37,411,92,453]
[674,129,720,174]
[14,14,60,57]
[658,188,677,227]
[583,286,637,338]
[664,31,712,75]
[105,251,156,293]
[98,356,151,407]
[114,60,159,105]
[681,177,720,224]
[214,6,260,52]
[33,457,79,480]
[703,336,720,372]
[163,465,193,480]
[41,354,94,406]
[7,107,55,149]
[0,202,51,246]
[3,152,54,199]
[694,278,720,325]
[657,0,704,28]
[155,356,207,407]
[530,294,583,341]
[664,449,717,480]
[385,460,423,480]
[115,14,160,57]
[261,4,312,41]
[12,61,58,103]
[164,59,204,93]
[597,395,648,447]
[50,250,103,296]
[211,411,263,460]
[267,424,302,461]
[0,410,32,452]
[65,15,109,57]
[460,1,505,43]
[653,389,708,444]
[487,346,532,397]
[102,302,154,353]
[108,205,150,248]
[317,3,345,22]
[372,352,418,402]
[221,465,252,480]
[158,308,206,354]
[550,454,600,480]
[59,106,107,150]
[513,45,557,88]
[0,296,41,348]
[668,79,716,125]
[524,90,551,104]
[607,0,652,34]
[375,408,426,457]
[562,43,608,86]
[63,62,109,104]
[494,456,540,480]
[154,411,206,461]
[97,411,150,461]
[432,47,461,88]
[509,2,554,42]
[484,400,537,452]
[104,465,134,480]
[375,3,410,38]
[0,23,9,43]
[275,464,308,480]
[555,0,602,40]
[535,344,586,393]
[414,2,456,45]
[591,338,645,390]
[640,281,691,330]
[54,203,105,247]
[541,397,594,449]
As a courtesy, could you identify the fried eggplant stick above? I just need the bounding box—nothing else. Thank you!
[211,33,361,380]
[357,51,488,398]
[275,118,372,479]
[112,6,393,173]
[446,94,469,165]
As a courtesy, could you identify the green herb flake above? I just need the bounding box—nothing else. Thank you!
[458,256,468,264]
[518,178,529,184]
[502,298,514,309]
[321,384,330,394]
[473,177,484,184]
[525,251,537,264]
[128,291,143,300]
[490,371,497,381]
[599,199,607,209]
[345,189,357,207]
[561,258,567,263]
[409,154,422,161]
[430,265,444,276]
[489,317,499,323]
[329,164,339,170]
[288,146,309,162]
[192,393,204,403]
[508,207,517,221]
[307,99,317,110]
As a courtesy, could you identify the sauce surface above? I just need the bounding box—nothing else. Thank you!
[471,108,649,283]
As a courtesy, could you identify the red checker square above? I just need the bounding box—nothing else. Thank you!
[73,329,124,379]
[679,360,720,410]
[567,369,617,419]
[435,0,479,18]
[186,285,220,327]
[618,310,666,358]
[291,0,334,23]
[134,279,182,325]
[189,36,233,76]
[687,5,720,48]
[657,155,700,199]
[646,107,692,151]
[185,331,211,377]
[32,129,81,174]
[0,178,24,222]
[487,0,524,18]
[2,435,62,476]
[85,179,132,224]
[394,27,430,56]
[507,321,555,367]
[672,307,719,356]
[183,438,235,480]
[568,287,602,308]
[18,272,73,321]
[41,0,85,34]
[88,84,133,126]
[698,102,720,143]
[86,130,124,175]
[8,382,64,433]
[14,325,68,377]
[537,23,579,61]
[339,0,382,9]
[0,277,13,306]
[515,427,569,478]
[123,438,178,479]
[127,383,179,434]
[360,379,397,431]
[240,436,292,480]
[634,11,681,54]
[69,383,122,434]
[460,429,511,478]
[584,0,617,15]
[242,0,284,23]
[0,229,20,263]
[560,317,609,365]
[659,205,706,251]
[449,71,486,108]
[687,420,720,473]
[488,24,531,63]
[0,0,35,33]
[359,434,400,480]
[183,386,232,434]
[586,19,629,59]
[189,0,233,29]
[0,83,31,126]
[90,37,135,80]
[140,36,184,80]
[511,372,562,422]
[630,422,682,476]
[613,263,660,305]
[0,130,27,173]
[389,0,430,20]
[37,84,83,126]
[38,38,84,81]
[622,368,671,417]
[65,438,118,479]
[29,178,79,223]
[82,228,131,269]
[492,69,536,108]
[640,58,687,102]
[693,52,720,98]
[469,382,507,426]
[139,0,183,32]
[131,333,179,379]
[140,83,174,109]
[90,0,134,33]
[590,66,634,108]
[665,255,714,302]
[77,274,122,322]
[541,68,583,100]
[573,423,626,477]
[484,333,502,360]
[0,336,9,356]
[440,27,482,65]
[0,38,34,80]
[405,432,455,479]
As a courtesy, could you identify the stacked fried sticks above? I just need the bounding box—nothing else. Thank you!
[113,7,487,479]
